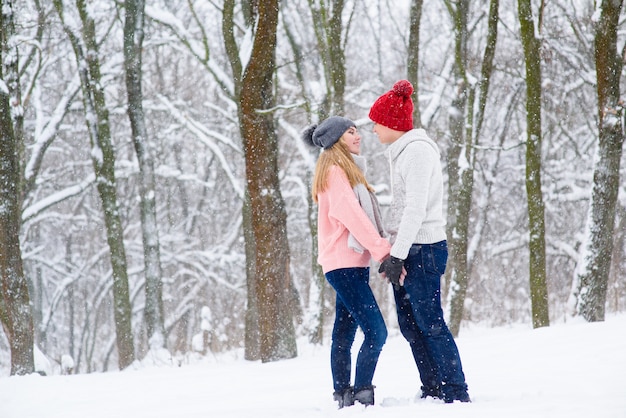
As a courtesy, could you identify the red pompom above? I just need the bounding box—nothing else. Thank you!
[392,79,413,97]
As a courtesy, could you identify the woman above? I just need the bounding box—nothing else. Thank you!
[302,115,391,408]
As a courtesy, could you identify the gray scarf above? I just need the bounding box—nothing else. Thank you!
[348,154,387,253]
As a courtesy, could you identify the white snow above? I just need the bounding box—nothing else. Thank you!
[60,355,74,374]
[1,313,624,418]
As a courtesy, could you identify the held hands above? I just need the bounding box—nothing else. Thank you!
[378,256,406,289]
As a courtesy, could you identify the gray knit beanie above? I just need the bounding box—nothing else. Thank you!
[301,116,355,149]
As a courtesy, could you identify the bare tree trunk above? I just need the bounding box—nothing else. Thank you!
[446,0,499,337]
[302,0,352,343]
[222,0,260,360]
[282,16,326,344]
[407,0,423,128]
[123,0,166,349]
[570,0,624,322]
[306,184,326,345]
[445,0,469,330]
[242,191,260,360]
[0,0,35,375]
[608,204,626,312]
[308,0,347,116]
[518,0,549,328]
[239,0,297,362]
[54,0,135,369]
[326,0,346,114]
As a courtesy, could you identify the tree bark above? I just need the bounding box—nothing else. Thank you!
[222,0,260,361]
[0,0,35,375]
[518,0,550,328]
[308,0,347,116]
[304,0,351,343]
[242,191,260,360]
[446,0,499,337]
[609,204,626,312]
[123,0,166,348]
[571,0,624,322]
[407,0,423,128]
[54,0,135,369]
[239,0,297,362]
[326,0,346,115]
[445,0,469,333]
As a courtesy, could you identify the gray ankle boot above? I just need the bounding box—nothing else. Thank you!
[353,385,375,406]
[333,387,354,409]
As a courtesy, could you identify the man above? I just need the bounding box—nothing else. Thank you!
[371,80,470,403]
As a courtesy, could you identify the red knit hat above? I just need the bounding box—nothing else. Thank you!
[369,80,414,131]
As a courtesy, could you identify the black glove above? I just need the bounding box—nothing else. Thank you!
[378,256,404,289]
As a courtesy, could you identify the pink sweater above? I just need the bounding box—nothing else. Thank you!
[317,166,391,274]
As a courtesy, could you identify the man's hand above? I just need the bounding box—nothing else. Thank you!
[378,256,405,289]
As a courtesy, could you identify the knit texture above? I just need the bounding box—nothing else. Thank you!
[369,80,414,131]
[384,129,447,259]
[302,116,355,149]
[348,154,387,253]
[316,166,391,273]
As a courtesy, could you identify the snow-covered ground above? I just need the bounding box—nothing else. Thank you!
[1,314,624,418]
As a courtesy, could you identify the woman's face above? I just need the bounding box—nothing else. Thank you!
[341,126,361,154]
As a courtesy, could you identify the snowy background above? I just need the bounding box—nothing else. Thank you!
[2,313,624,418]
[3,0,625,377]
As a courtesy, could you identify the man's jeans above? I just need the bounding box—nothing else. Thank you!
[326,267,387,393]
[393,241,468,399]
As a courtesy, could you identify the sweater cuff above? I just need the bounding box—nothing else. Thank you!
[390,240,411,260]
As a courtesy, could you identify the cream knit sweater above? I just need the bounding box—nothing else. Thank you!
[385,129,447,260]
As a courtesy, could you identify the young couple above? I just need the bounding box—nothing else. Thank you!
[302,80,470,408]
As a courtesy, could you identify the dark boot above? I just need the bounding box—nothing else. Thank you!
[353,385,375,406]
[333,387,354,409]
[442,387,471,403]
[420,385,442,400]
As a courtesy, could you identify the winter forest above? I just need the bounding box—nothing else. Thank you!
[0,0,625,376]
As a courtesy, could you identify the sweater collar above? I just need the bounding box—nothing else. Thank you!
[385,128,439,161]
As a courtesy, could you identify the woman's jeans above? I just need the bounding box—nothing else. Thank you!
[393,241,468,400]
[326,267,387,393]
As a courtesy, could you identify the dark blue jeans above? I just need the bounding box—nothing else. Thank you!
[393,241,468,400]
[326,267,387,393]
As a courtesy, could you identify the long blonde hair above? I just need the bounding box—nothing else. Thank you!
[312,140,374,203]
